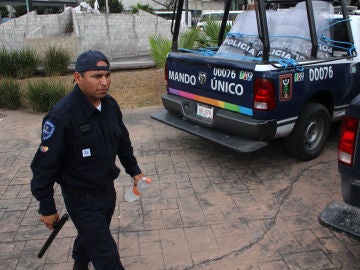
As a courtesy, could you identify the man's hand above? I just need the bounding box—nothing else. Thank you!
[40,213,60,230]
[133,173,145,185]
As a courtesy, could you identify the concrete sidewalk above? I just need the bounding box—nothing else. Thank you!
[1,106,360,270]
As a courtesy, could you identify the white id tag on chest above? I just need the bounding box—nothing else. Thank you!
[82,148,91,157]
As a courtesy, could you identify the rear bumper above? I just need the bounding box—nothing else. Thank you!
[161,93,277,141]
[150,109,267,153]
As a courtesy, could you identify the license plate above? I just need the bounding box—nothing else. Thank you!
[197,103,214,119]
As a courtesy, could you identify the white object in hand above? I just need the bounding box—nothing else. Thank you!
[124,177,152,202]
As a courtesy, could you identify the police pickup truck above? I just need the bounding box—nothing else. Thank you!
[150,0,360,160]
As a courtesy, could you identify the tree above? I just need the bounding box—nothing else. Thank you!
[0,6,8,18]
[13,5,27,17]
[109,0,123,13]
[34,6,46,14]
[150,0,176,10]
[34,6,63,14]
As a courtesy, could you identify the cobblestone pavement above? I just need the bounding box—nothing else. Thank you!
[1,106,360,270]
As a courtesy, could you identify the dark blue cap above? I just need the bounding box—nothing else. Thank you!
[75,50,110,72]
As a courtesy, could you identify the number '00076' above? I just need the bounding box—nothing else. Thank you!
[213,68,236,79]
[309,66,333,82]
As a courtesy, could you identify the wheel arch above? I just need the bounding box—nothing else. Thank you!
[285,100,332,160]
[308,90,334,117]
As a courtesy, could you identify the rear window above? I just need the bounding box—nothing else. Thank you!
[332,19,351,43]
[215,2,336,61]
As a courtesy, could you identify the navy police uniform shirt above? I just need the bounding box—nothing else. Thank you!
[30,85,141,215]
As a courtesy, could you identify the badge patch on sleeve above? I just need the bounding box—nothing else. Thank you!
[39,145,49,153]
[42,120,55,140]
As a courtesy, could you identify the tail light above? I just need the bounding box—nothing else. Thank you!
[338,115,359,166]
[254,78,276,110]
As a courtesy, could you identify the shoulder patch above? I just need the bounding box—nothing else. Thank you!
[42,120,56,140]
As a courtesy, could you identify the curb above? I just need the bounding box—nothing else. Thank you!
[68,56,156,71]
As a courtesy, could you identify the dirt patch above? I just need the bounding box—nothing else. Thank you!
[109,68,166,109]
[20,68,166,110]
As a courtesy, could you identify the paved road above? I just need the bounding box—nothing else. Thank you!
[0,106,359,270]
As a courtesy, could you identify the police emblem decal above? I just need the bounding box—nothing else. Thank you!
[198,72,207,84]
[42,120,55,140]
[279,74,292,101]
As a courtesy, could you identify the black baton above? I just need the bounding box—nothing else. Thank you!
[37,213,69,258]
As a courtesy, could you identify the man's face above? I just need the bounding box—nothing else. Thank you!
[74,60,111,106]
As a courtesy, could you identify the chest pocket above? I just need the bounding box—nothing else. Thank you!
[72,131,102,165]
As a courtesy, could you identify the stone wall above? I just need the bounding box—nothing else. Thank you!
[0,9,174,61]
[0,8,72,51]
[25,36,80,59]
[73,10,173,59]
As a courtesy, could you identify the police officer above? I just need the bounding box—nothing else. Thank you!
[30,50,145,270]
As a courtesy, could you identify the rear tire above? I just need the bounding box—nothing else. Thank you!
[284,102,330,161]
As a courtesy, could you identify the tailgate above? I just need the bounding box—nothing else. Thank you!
[166,52,257,117]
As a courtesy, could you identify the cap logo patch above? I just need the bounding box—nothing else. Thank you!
[42,120,55,140]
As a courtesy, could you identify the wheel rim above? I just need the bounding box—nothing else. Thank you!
[304,117,325,151]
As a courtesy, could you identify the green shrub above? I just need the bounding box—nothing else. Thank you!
[149,35,172,68]
[27,80,69,112]
[0,48,40,78]
[43,46,71,76]
[0,78,21,109]
[14,48,41,78]
[148,20,232,68]
[179,28,202,49]
[0,48,14,77]
[130,3,153,14]
[200,20,232,46]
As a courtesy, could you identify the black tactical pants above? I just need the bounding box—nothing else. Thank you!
[62,184,124,270]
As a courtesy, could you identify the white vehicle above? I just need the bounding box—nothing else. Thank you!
[154,10,192,26]
[196,10,243,29]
